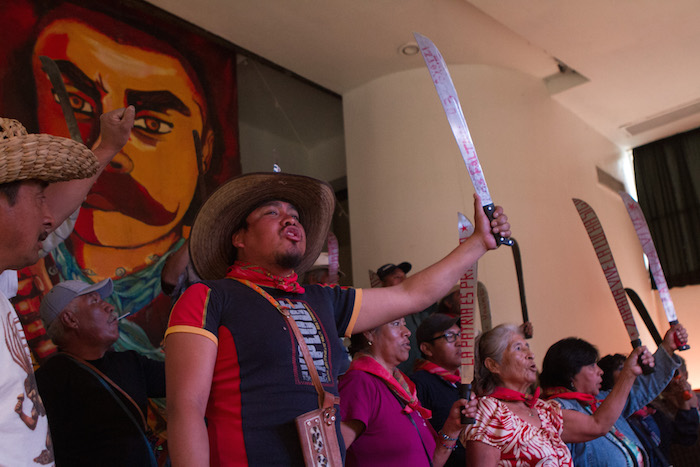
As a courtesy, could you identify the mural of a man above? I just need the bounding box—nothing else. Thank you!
[4,0,239,359]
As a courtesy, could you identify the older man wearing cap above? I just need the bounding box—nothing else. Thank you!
[412,313,465,467]
[165,172,510,466]
[35,279,165,466]
[0,108,133,466]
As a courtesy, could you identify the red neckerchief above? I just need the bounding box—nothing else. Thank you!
[413,359,460,384]
[633,405,656,418]
[545,388,641,465]
[226,261,305,293]
[542,386,599,413]
[348,354,432,419]
[489,386,541,408]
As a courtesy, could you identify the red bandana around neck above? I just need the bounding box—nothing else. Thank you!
[226,261,305,293]
[489,386,541,408]
[413,359,460,384]
[349,354,432,419]
[542,387,599,413]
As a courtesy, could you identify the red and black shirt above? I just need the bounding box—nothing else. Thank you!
[166,278,361,466]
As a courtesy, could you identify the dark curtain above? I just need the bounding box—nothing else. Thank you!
[633,127,700,288]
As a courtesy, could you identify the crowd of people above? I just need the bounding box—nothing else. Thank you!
[0,102,698,467]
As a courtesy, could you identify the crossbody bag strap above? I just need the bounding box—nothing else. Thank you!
[62,352,147,430]
[390,390,434,467]
[58,353,157,467]
[233,278,335,409]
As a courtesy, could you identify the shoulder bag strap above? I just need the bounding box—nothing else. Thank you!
[390,390,434,467]
[58,353,157,467]
[63,353,148,429]
[232,278,335,409]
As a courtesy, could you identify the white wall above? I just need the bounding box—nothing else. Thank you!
[343,64,700,384]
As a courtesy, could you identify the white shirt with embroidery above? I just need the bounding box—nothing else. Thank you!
[0,291,54,466]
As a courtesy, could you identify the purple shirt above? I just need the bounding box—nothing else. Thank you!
[340,369,436,466]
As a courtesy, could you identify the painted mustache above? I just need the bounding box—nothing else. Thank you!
[84,170,178,226]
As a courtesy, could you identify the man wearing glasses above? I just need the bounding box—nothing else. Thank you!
[412,313,465,467]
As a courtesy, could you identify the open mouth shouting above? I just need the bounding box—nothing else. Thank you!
[282,225,303,243]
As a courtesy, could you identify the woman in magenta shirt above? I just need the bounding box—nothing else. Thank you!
[339,317,472,466]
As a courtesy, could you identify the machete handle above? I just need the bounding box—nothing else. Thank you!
[459,383,475,424]
[483,203,514,247]
[631,339,655,375]
[669,320,690,351]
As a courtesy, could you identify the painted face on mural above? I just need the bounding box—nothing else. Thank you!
[32,19,212,248]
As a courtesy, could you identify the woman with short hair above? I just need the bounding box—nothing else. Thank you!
[539,324,686,466]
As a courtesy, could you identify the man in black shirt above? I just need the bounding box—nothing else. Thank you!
[36,279,165,467]
[412,313,465,466]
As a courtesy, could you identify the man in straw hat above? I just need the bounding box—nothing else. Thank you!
[0,106,134,466]
[165,172,511,466]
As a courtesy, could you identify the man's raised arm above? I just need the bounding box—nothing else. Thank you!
[355,194,510,333]
[45,106,135,227]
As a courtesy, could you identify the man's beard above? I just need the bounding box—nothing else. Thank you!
[275,250,303,271]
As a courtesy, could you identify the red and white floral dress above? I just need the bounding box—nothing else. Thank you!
[461,395,573,466]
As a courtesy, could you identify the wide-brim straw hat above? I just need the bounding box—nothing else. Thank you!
[190,172,335,280]
[0,117,97,184]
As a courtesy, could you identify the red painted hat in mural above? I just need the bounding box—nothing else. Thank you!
[189,172,335,280]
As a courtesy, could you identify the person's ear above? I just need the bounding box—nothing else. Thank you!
[193,129,214,175]
[362,330,375,347]
[200,129,214,174]
[484,357,500,375]
[232,230,245,249]
[59,309,79,330]
[420,342,434,358]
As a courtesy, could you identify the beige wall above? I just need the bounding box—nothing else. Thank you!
[343,64,700,386]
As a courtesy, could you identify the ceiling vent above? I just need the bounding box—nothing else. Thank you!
[622,98,700,136]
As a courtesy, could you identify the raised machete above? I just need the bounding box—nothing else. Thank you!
[573,198,653,374]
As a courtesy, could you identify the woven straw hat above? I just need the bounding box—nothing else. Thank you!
[0,117,98,184]
[189,172,335,280]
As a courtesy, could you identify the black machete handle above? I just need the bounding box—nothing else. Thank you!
[459,383,475,425]
[631,339,655,375]
[483,203,513,247]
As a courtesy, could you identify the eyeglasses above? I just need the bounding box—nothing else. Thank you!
[426,331,459,343]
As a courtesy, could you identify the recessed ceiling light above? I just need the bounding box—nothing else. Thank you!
[399,43,420,56]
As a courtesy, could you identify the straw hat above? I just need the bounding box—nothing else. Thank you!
[189,172,335,280]
[0,117,97,184]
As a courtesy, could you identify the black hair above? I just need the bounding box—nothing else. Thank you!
[0,180,48,206]
[348,333,371,357]
[0,181,23,205]
[540,337,599,390]
[597,354,626,391]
